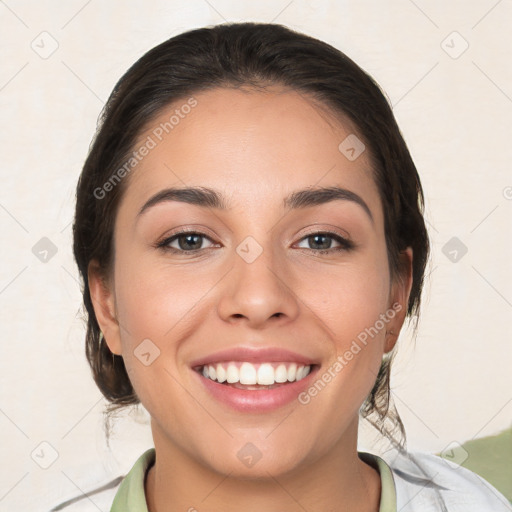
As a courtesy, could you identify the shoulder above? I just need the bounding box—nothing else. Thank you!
[47,476,122,511]
[47,448,155,511]
[382,448,512,511]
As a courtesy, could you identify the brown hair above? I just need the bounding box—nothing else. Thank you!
[73,22,430,448]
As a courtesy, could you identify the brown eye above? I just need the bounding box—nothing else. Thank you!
[157,231,217,253]
[296,232,354,253]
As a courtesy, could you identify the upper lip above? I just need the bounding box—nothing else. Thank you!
[190,346,318,369]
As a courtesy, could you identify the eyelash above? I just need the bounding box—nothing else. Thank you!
[155,229,355,256]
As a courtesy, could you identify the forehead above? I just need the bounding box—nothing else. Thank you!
[119,86,382,223]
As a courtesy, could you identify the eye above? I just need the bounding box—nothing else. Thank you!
[156,230,217,253]
[155,229,354,255]
[295,232,354,254]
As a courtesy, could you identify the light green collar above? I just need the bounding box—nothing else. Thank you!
[110,448,155,511]
[359,451,397,512]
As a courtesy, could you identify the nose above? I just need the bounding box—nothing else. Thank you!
[216,239,300,329]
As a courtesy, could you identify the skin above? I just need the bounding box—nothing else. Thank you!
[89,86,413,512]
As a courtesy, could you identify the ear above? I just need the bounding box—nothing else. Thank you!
[384,247,413,353]
[88,260,122,355]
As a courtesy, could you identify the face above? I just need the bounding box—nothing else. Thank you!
[90,86,412,478]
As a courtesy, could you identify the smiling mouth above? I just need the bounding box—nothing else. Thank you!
[195,361,315,390]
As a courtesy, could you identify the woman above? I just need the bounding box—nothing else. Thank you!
[57,21,511,511]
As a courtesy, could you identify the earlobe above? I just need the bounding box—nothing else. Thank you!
[384,247,414,353]
[384,329,399,353]
[88,260,122,355]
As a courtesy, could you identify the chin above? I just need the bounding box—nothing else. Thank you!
[196,438,310,480]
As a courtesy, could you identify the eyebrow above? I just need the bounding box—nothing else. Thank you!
[137,185,374,223]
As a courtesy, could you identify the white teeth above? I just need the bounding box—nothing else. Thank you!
[287,363,297,382]
[275,364,288,383]
[257,363,274,385]
[226,364,239,383]
[200,361,311,386]
[216,364,227,383]
[239,362,257,385]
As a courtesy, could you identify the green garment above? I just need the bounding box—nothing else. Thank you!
[110,448,397,511]
[438,425,512,504]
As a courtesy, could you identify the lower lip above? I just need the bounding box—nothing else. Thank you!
[194,367,318,412]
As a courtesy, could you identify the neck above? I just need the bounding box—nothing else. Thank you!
[145,419,381,512]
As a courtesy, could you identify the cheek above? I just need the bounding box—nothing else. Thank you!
[300,252,391,343]
[111,256,202,416]
[296,248,391,397]
[110,249,224,399]
[113,252,211,342]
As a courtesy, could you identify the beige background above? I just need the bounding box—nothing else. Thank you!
[1,1,511,510]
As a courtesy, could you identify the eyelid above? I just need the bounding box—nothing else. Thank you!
[155,228,218,250]
[156,225,217,242]
[297,225,351,241]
